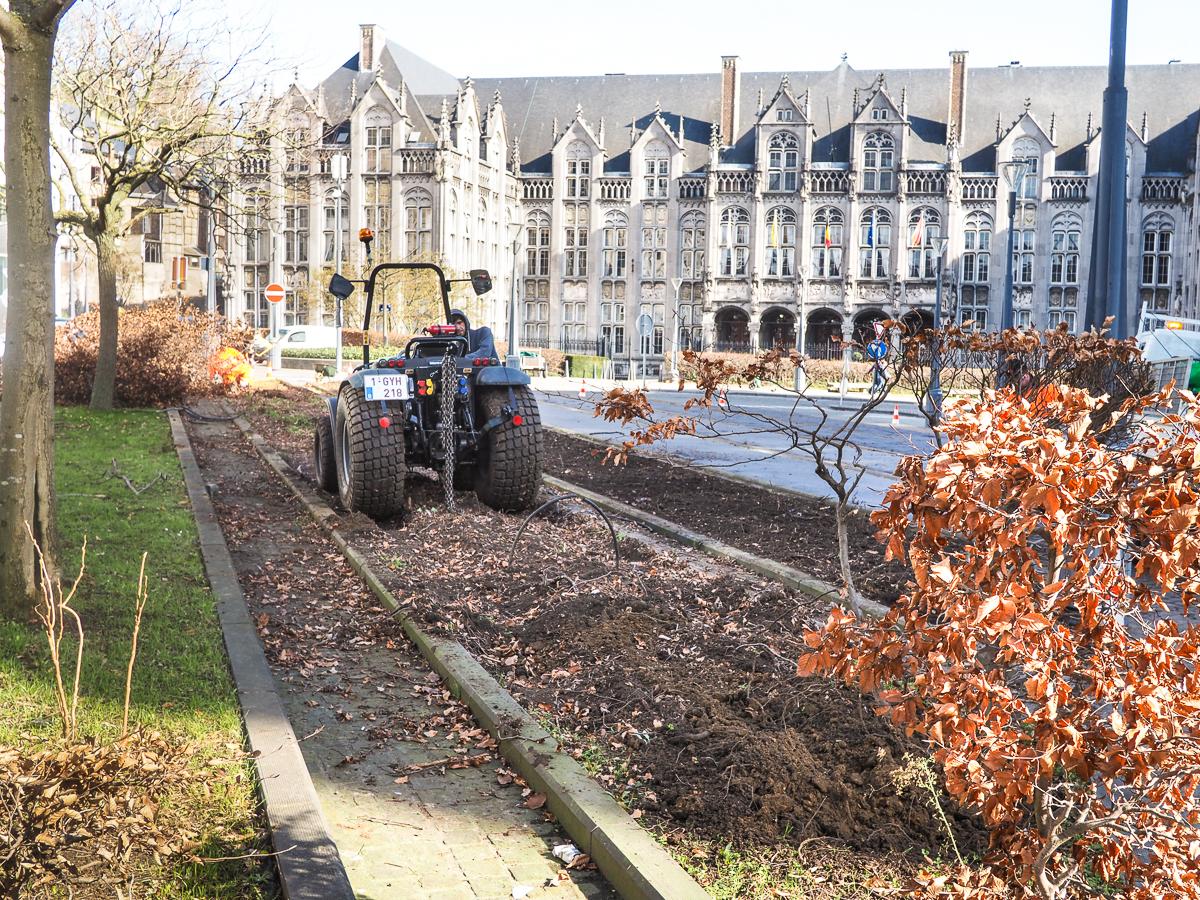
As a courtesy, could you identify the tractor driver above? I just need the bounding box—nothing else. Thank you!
[449,309,497,360]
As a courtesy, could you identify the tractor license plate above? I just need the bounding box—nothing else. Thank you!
[362,373,410,402]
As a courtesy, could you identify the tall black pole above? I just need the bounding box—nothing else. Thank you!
[1085,0,1130,337]
[1002,186,1018,332]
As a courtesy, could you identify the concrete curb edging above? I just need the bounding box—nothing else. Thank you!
[228,411,710,900]
[166,410,356,900]
[542,472,889,621]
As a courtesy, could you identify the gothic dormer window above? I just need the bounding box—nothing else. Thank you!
[862,132,894,192]
[364,111,392,173]
[1012,137,1040,201]
[565,141,591,199]
[767,132,800,192]
[870,108,889,121]
[643,141,669,199]
[777,108,794,122]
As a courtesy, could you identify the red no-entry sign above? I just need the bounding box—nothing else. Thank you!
[263,283,285,304]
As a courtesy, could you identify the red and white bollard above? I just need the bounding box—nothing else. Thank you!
[578,380,587,400]
[717,389,729,411]
[891,403,901,428]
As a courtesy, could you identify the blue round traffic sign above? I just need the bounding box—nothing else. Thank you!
[867,339,888,361]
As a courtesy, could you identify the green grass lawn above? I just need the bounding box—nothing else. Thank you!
[0,407,277,898]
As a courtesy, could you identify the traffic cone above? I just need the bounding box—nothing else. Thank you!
[892,403,901,428]
[578,380,587,400]
[717,389,729,410]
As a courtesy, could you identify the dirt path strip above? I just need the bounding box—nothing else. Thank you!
[225,407,711,900]
[184,408,616,900]
[168,410,356,900]
[540,473,890,621]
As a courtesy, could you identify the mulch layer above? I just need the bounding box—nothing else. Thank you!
[229,385,986,894]
[541,430,909,604]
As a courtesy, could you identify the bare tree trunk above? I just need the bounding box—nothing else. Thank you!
[0,14,60,618]
[90,229,119,409]
[834,499,864,616]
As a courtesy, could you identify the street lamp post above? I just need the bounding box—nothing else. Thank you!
[1001,160,1029,333]
[330,153,349,373]
[795,264,807,392]
[669,277,683,382]
[929,237,951,418]
[506,220,523,369]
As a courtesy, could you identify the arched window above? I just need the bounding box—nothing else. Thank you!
[363,178,391,259]
[524,210,551,344]
[322,189,348,265]
[1141,214,1174,311]
[566,141,591,199]
[477,199,487,268]
[764,207,796,277]
[1050,213,1081,286]
[364,110,392,173]
[1012,137,1040,201]
[641,203,667,279]
[862,132,894,192]
[447,190,459,261]
[404,190,432,256]
[858,207,891,279]
[767,132,800,192]
[600,280,626,357]
[602,211,627,278]
[679,211,706,279]
[643,141,669,199]
[1142,215,1173,288]
[907,207,942,280]
[525,210,550,277]
[564,203,588,278]
[811,207,844,278]
[961,212,991,285]
[719,206,750,277]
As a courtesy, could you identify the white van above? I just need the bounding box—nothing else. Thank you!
[277,325,339,349]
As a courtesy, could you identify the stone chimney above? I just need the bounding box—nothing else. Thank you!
[947,51,968,146]
[720,56,740,146]
[360,24,383,72]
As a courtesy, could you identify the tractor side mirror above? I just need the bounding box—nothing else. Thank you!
[469,270,493,296]
[328,273,355,301]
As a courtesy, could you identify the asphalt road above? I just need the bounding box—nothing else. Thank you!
[536,386,937,507]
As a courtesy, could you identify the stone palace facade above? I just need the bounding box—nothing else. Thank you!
[225,25,1200,373]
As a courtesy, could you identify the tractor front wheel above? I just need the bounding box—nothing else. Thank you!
[333,384,406,518]
[474,386,543,511]
[313,414,337,492]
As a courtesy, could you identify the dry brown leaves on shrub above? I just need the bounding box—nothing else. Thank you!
[54,303,253,407]
[0,731,209,896]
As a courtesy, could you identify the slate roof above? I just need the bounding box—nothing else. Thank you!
[313,40,1200,177]
[475,61,1200,175]
[318,40,459,126]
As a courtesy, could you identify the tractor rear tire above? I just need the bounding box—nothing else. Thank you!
[333,384,406,518]
[313,415,337,492]
[474,386,543,511]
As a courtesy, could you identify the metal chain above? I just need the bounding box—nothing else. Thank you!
[439,352,457,510]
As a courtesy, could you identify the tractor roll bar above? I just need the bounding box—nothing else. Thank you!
[360,262,453,366]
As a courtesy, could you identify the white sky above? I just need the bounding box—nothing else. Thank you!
[219,0,1200,88]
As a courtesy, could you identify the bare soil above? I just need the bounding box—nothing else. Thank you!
[228,384,985,891]
[541,430,909,604]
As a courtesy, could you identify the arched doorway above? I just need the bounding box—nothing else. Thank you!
[852,308,889,347]
[901,308,933,336]
[805,309,843,359]
[759,307,796,350]
[714,307,751,352]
